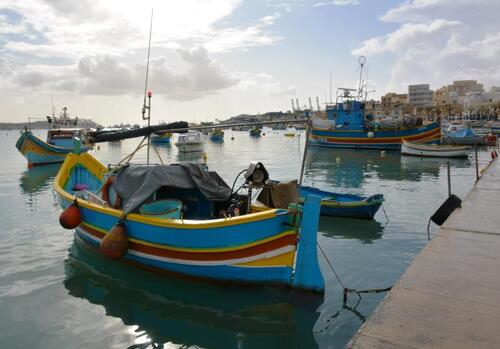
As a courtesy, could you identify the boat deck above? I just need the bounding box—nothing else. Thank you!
[347,158,500,349]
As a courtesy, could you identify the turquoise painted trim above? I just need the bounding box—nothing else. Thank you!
[16,131,89,164]
[293,195,324,292]
[151,136,171,144]
[77,205,290,248]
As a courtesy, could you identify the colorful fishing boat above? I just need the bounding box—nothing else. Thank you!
[151,131,172,144]
[16,108,89,166]
[249,127,262,137]
[55,152,324,292]
[401,140,470,158]
[209,128,224,141]
[299,186,384,219]
[309,93,441,149]
[284,127,297,137]
[309,59,440,149]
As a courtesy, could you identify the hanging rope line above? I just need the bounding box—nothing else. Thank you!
[116,136,149,166]
[317,242,346,290]
[381,204,389,223]
[150,143,164,165]
[317,241,392,304]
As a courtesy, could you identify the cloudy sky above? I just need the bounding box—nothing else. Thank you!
[1,0,499,125]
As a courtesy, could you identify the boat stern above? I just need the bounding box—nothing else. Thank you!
[293,195,324,293]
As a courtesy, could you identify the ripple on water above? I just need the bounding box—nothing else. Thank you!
[0,132,493,349]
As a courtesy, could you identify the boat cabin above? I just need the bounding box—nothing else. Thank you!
[325,89,367,130]
[47,129,82,148]
[177,132,202,144]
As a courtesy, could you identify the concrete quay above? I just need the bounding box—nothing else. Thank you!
[347,158,500,349]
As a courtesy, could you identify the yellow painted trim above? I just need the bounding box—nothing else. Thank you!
[81,221,296,252]
[236,250,295,267]
[312,122,439,133]
[311,130,440,142]
[55,153,288,229]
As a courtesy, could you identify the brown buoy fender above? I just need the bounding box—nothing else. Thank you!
[100,220,128,259]
[102,176,122,209]
[59,198,82,229]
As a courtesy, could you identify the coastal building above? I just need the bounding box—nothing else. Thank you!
[448,80,484,97]
[408,84,434,107]
[434,80,485,106]
[379,93,409,118]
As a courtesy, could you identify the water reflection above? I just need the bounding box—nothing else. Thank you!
[319,217,385,244]
[177,151,204,162]
[19,163,61,194]
[305,147,470,188]
[64,239,322,349]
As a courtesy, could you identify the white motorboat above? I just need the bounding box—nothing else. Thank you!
[175,131,204,153]
[401,140,469,158]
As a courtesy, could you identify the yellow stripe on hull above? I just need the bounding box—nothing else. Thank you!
[235,250,295,267]
[81,221,296,253]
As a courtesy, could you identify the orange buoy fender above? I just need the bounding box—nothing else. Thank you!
[100,220,128,259]
[59,199,82,229]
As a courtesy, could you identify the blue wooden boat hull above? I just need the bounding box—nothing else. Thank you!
[210,135,224,141]
[151,137,171,144]
[300,186,384,219]
[151,133,171,144]
[15,131,88,166]
[309,122,441,149]
[54,153,324,292]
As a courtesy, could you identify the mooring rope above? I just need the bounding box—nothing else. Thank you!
[116,136,148,166]
[317,242,347,290]
[382,204,389,223]
[150,143,164,165]
[317,241,393,304]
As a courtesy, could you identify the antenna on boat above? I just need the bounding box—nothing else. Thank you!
[357,56,366,100]
[51,93,55,118]
[329,69,333,103]
[142,8,153,165]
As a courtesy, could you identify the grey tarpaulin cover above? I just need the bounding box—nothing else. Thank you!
[112,164,232,215]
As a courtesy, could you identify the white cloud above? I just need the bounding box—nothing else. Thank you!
[0,0,291,106]
[7,46,239,100]
[236,72,296,96]
[352,0,500,92]
[314,0,359,7]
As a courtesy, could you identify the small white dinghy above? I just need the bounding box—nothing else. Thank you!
[401,140,469,158]
[175,131,204,153]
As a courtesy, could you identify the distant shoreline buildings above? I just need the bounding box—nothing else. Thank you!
[367,80,500,119]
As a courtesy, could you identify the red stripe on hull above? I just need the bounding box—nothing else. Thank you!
[80,224,297,261]
[312,127,441,144]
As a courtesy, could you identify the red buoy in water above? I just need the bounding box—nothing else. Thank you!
[100,221,129,259]
[59,199,82,229]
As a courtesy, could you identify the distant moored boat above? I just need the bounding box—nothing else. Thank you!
[15,107,89,166]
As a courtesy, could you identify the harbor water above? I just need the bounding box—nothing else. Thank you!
[0,129,494,349]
